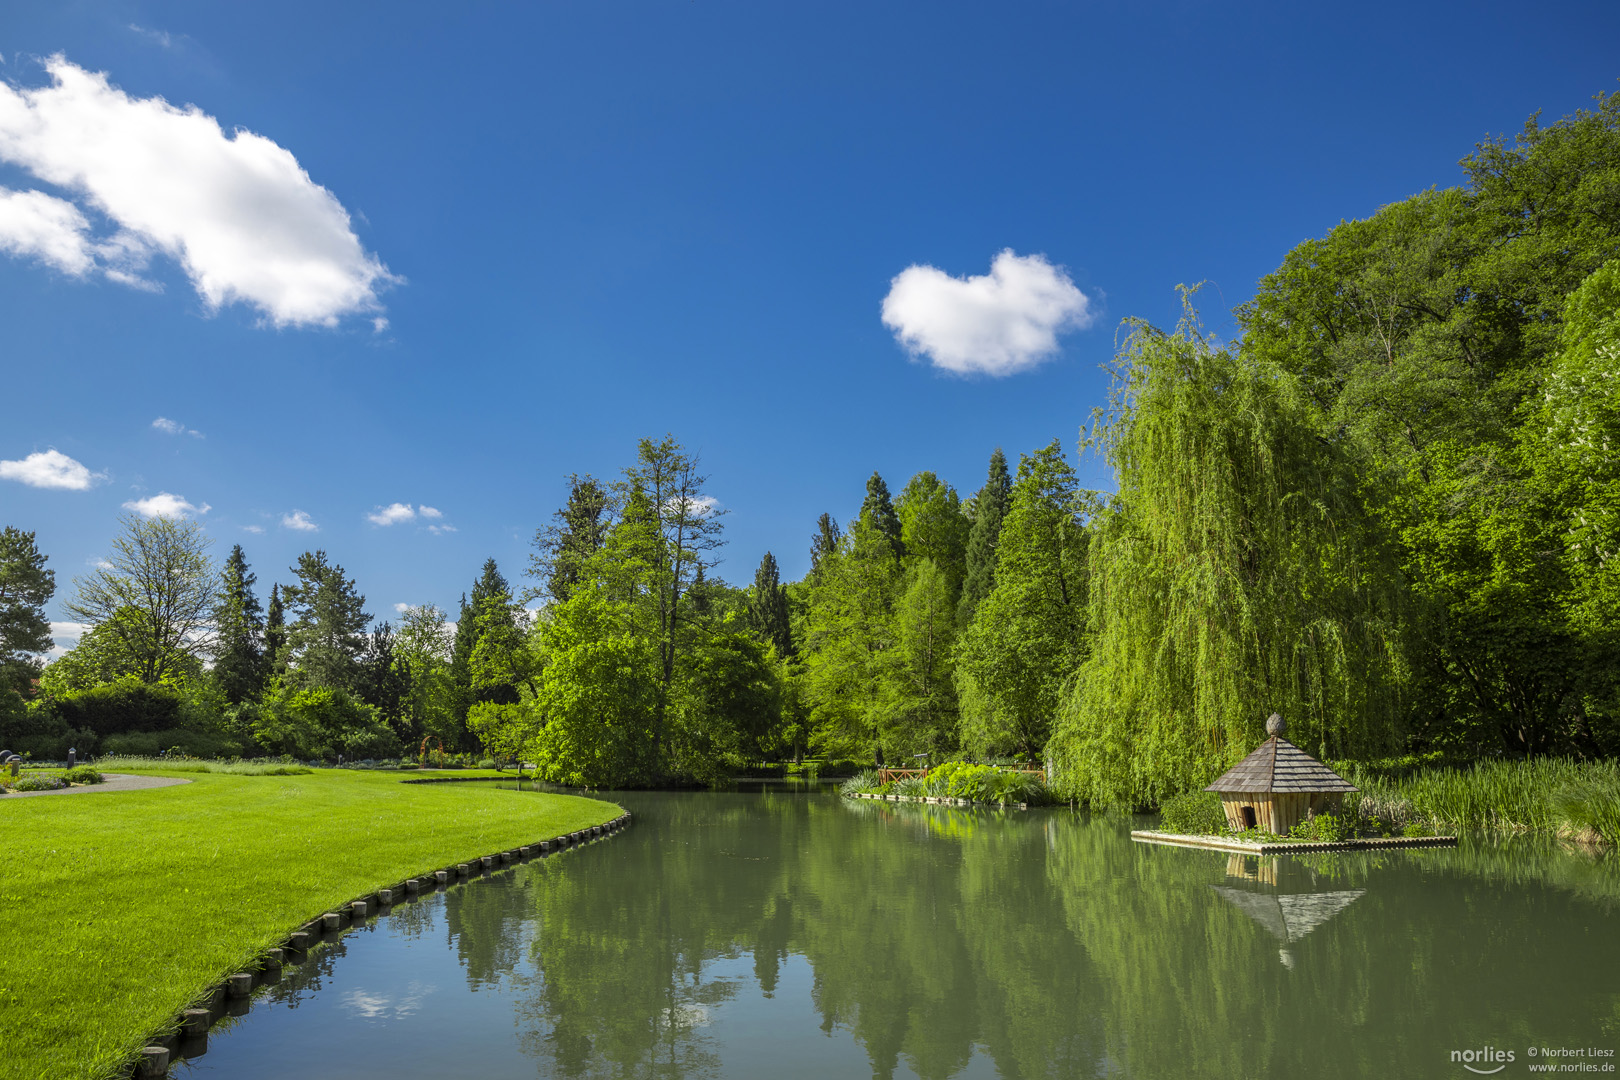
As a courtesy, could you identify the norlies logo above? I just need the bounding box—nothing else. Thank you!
[1453,1047,1516,1074]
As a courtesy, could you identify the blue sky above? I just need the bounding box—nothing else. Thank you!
[3,1,1618,654]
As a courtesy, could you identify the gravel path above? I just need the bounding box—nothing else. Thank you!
[0,772,192,799]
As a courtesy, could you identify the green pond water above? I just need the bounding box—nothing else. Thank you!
[181,786,1620,1079]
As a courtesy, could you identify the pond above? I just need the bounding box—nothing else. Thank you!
[179,786,1620,1079]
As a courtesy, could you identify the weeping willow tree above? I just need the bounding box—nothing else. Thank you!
[1049,301,1412,808]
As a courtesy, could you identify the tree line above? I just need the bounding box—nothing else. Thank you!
[4,89,1619,799]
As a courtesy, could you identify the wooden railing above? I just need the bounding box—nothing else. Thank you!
[878,767,927,784]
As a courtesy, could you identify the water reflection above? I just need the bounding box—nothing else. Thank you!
[1211,855,1366,969]
[186,789,1620,1080]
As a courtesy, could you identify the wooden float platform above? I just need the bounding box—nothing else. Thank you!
[1130,830,1458,854]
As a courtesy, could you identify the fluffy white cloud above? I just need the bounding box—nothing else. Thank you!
[123,491,209,519]
[426,523,457,535]
[45,620,89,660]
[418,505,443,519]
[367,502,416,526]
[393,602,410,614]
[880,249,1093,376]
[0,187,96,274]
[0,449,100,489]
[0,55,396,327]
[282,510,318,531]
[241,524,264,534]
[152,417,202,437]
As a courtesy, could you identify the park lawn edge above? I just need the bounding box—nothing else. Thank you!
[0,769,621,1080]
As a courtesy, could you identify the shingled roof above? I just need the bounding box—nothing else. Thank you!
[1204,736,1357,794]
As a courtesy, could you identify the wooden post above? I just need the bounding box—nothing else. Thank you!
[137,1046,170,1077]
[181,1009,210,1037]
[226,973,253,998]
[321,912,342,931]
[434,870,449,884]
[287,931,313,951]
[350,901,369,919]
[377,888,394,905]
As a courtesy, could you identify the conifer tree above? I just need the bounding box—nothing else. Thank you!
[531,475,613,604]
[281,550,371,692]
[212,544,265,704]
[860,472,904,559]
[263,583,286,675]
[454,560,521,722]
[958,448,1011,626]
[809,513,841,582]
[749,551,794,658]
[0,526,54,704]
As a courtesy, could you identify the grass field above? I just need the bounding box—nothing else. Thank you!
[0,766,619,1080]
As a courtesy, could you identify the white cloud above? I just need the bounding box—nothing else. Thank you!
[123,491,209,519]
[418,505,443,519]
[241,524,264,534]
[427,524,456,535]
[0,187,96,274]
[393,602,410,614]
[45,620,89,660]
[282,510,318,531]
[0,55,396,327]
[367,502,416,526]
[0,449,100,489]
[152,416,202,437]
[880,249,1093,376]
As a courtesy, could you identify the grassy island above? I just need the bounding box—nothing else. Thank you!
[0,766,619,1080]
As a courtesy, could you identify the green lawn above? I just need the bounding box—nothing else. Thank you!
[0,767,619,1080]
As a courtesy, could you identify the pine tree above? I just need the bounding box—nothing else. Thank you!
[358,621,412,736]
[453,560,521,726]
[860,472,904,559]
[212,544,265,704]
[749,551,794,658]
[809,513,841,582]
[958,448,1012,626]
[531,475,613,604]
[0,526,54,702]
[263,584,286,675]
[281,550,371,692]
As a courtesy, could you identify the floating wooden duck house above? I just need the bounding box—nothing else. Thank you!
[1204,713,1356,834]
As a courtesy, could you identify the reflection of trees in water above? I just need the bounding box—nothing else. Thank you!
[417,795,1620,1080]
[491,795,1106,1080]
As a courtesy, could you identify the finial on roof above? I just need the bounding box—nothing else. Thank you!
[1266,713,1286,738]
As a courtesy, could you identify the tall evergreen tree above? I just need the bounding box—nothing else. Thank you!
[530,475,613,604]
[0,527,54,705]
[212,544,265,704]
[281,550,371,692]
[809,513,841,582]
[454,560,521,725]
[749,551,794,658]
[358,621,412,736]
[263,583,286,676]
[860,472,904,559]
[958,448,1012,626]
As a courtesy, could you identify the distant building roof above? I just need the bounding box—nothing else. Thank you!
[1204,715,1357,794]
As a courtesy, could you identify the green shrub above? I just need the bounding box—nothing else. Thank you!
[9,774,67,792]
[60,766,104,785]
[1159,790,1226,835]
[1289,810,1353,842]
[53,678,185,739]
[102,728,244,759]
